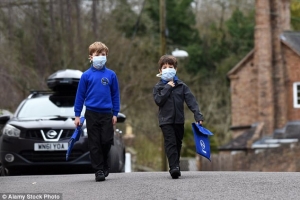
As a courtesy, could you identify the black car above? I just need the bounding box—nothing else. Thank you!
[0,69,126,175]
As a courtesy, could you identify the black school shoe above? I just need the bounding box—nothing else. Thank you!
[104,167,109,177]
[169,167,181,179]
[95,170,105,182]
[104,161,109,177]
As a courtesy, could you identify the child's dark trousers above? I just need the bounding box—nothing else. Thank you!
[85,110,114,172]
[160,124,184,169]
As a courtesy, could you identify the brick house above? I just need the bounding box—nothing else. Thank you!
[220,0,300,151]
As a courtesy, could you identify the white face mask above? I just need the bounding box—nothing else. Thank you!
[161,68,176,81]
[92,56,107,69]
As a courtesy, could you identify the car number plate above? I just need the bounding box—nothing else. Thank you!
[34,143,68,151]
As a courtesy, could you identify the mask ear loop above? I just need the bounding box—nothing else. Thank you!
[156,73,162,77]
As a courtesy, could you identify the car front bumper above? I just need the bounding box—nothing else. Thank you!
[0,135,93,174]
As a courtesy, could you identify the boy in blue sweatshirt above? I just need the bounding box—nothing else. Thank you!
[74,41,120,182]
[153,55,204,179]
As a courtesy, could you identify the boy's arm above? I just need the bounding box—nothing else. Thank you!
[74,74,87,117]
[153,84,172,106]
[111,74,120,117]
[183,85,204,122]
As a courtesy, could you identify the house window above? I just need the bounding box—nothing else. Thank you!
[293,82,300,108]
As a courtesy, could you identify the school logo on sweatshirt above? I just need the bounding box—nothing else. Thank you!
[101,77,109,85]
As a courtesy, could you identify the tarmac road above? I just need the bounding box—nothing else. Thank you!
[1,171,300,200]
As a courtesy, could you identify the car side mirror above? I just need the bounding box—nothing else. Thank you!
[0,115,10,125]
[117,113,126,123]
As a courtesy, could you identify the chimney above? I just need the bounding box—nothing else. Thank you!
[271,0,290,129]
[254,0,274,135]
[281,0,291,30]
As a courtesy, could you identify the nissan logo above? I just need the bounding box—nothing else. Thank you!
[46,130,58,138]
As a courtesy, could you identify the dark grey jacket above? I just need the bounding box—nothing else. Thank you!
[153,79,204,126]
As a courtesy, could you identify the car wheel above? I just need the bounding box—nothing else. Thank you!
[120,149,125,172]
[108,146,120,172]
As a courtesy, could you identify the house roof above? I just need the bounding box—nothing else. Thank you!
[280,31,300,56]
[219,122,264,151]
[220,120,300,151]
[274,121,300,139]
[252,136,298,149]
[218,126,256,151]
[227,49,254,77]
[227,31,300,77]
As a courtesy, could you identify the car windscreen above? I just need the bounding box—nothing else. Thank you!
[17,95,85,118]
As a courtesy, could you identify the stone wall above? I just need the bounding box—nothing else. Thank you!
[199,142,300,171]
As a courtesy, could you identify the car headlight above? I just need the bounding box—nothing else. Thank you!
[83,128,88,137]
[3,124,21,137]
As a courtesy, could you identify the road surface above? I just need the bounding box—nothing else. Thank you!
[1,171,300,200]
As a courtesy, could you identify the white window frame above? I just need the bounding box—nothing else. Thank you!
[293,82,300,108]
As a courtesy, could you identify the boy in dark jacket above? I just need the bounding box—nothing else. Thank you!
[153,55,204,179]
[74,41,120,182]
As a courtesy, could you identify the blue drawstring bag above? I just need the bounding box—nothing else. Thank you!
[192,122,213,161]
[66,117,85,161]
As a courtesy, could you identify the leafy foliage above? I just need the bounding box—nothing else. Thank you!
[144,0,200,49]
[185,9,254,76]
[291,0,300,31]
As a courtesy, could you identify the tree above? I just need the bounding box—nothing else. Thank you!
[184,8,254,76]
[291,0,300,31]
[144,0,200,51]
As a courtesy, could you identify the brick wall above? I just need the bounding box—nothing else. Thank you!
[283,44,300,121]
[230,58,258,129]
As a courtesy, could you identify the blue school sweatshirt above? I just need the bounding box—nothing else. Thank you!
[74,65,120,117]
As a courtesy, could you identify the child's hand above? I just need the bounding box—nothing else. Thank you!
[197,120,203,125]
[167,81,175,87]
[74,117,81,127]
[112,116,117,125]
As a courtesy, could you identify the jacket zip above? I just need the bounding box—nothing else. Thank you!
[172,90,176,123]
